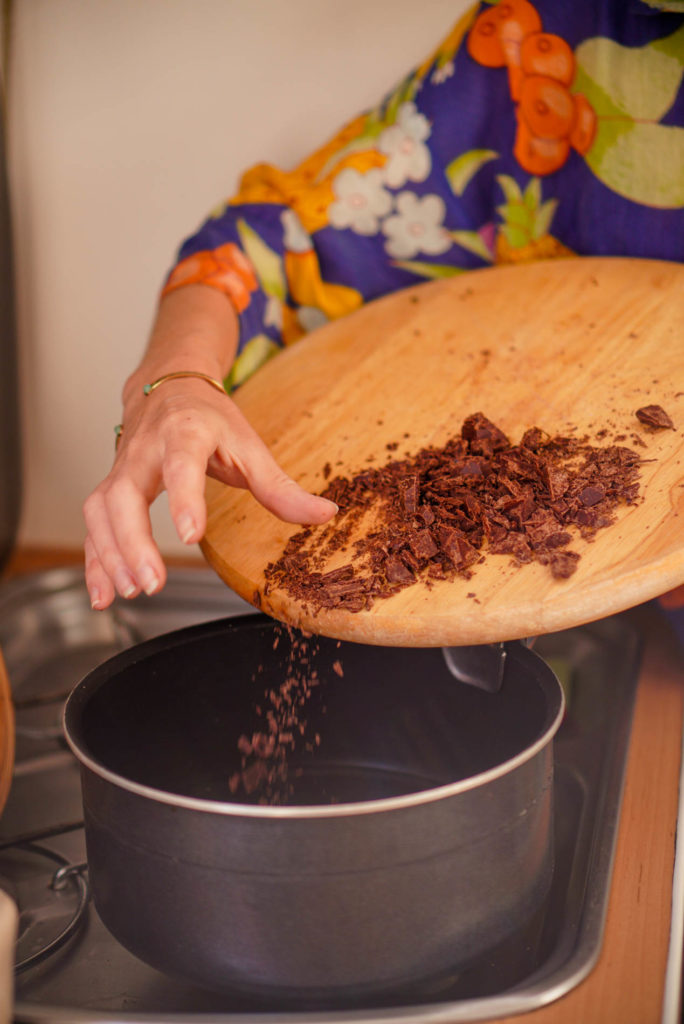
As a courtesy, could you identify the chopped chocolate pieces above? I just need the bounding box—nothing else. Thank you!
[461,412,509,456]
[385,554,414,583]
[408,529,439,560]
[636,404,675,430]
[401,474,420,514]
[548,550,581,580]
[229,625,331,804]
[520,426,546,451]
[543,465,570,500]
[579,484,605,507]
[434,525,477,568]
[263,412,645,614]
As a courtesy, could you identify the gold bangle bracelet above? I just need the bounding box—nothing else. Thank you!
[142,371,226,396]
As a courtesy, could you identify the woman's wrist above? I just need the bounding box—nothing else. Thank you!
[122,359,227,407]
[121,285,239,408]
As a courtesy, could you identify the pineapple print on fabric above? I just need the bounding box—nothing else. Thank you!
[445,171,574,267]
[492,175,574,263]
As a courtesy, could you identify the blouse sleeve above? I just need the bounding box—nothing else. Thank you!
[161,5,481,389]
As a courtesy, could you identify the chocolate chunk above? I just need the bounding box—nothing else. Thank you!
[408,529,439,560]
[436,525,479,568]
[520,427,546,451]
[579,484,605,506]
[420,505,436,526]
[543,465,570,500]
[385,555,414,583]
[636,405,675,430]
[548,550,581,579]
[490,533,533,563]
[401,474,420,514]
[461,412,510,455]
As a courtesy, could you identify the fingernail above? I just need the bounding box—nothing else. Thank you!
[115,569,137,599]
[138,565,161,596]
[177,513,196,544]
[89,587,103,610]
[324,500,339,513]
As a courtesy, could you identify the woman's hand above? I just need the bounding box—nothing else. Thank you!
[83,286,337,611]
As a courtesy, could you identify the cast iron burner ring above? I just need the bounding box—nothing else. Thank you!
[0,842,90,973]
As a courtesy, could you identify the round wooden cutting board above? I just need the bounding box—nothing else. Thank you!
[201,257,684,646]
[0,649,14,818]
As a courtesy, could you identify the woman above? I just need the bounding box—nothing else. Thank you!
[83,0,684,612]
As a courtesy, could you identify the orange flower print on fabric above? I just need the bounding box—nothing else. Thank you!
[162,242,258,313]
[467,1,597,175]
[230,114,386,236]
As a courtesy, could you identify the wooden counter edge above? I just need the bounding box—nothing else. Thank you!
[489,604,684,1024]
[3,549,683,1023]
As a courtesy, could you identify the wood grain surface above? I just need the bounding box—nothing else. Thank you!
[488,604,684,1024]
[202,257,684,646]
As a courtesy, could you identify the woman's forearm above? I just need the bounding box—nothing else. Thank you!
[122,284,239,408]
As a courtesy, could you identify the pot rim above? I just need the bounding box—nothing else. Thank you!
[63,685,565,822]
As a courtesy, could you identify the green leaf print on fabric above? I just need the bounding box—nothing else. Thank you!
[523,177,542,212]
[384,74,420,126]
[225,334,281,392]
[236,219,287,300]
[314,114,387,184]
[448,230,494,262]
[446,149,499,195]
[392,260,466,279]
[495,175,558,242]
[496,174,524,204]
[574,25,684,208]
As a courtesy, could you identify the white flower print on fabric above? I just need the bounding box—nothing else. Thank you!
[328,168,393,235]
[431,60,455,85]
[281,209,312,253]
[382,192,451,259]
[297,306,328,334]
[263,294,283,330]
[378,101,432,189]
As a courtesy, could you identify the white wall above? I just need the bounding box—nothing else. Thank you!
[7,0,467,554]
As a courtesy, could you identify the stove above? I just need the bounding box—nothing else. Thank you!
[0,567,643,1023]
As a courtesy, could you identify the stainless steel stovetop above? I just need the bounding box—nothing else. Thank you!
[0,567,642,1023]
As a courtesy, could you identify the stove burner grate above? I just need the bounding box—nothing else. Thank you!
[0,831,89,973]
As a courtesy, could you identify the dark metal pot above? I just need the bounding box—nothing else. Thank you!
[63,614,564,1002]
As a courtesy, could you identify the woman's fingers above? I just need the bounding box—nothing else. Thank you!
[235,454,338,524]
[163,433,218,546]
[83,388,337,610]
[84,535,117,611]
[204,400,338,524]
[83,492,142,608]
[83,452,168,607]
[101,474,169,596]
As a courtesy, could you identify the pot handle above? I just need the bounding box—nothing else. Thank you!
[441,637,536,694]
